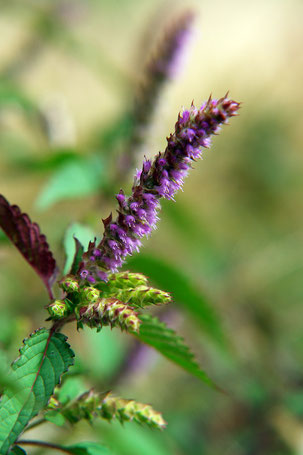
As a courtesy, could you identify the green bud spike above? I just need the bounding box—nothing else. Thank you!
[108,271,148,290]
[77,298,140,333]
[80,286,100,304]
[107,285,171,308]
[50,389,166,430]
[59,275,80,293]
[111,397,166,429]
[47,299,72,319]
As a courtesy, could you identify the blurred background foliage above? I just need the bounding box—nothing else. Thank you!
[0,0,303,453]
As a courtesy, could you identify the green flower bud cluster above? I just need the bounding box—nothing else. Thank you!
[47,299,73,319]
[79,286,100,304]
[111,285,171,308]
[59,275,80,294]
[102,392,167,429]
[49,389,166,430]
[77,298,140,333]
[99,271,171,308]
[107,272,148,289]
[48,275,100,322]
[51,271,169,327]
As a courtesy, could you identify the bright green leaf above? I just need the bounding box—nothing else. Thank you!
[127,255,225,347]
[0,329,74,454]
[63,223,96,274]
[135,314,219,390]
[35,156,104,210]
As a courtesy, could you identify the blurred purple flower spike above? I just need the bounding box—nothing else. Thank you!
[148,10,195,80]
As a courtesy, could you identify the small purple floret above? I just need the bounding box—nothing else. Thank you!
[87,275,96,284]
[80,269,89,279]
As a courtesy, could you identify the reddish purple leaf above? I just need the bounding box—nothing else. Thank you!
[0,195,58,298]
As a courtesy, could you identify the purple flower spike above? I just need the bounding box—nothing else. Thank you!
[80,94,240,281]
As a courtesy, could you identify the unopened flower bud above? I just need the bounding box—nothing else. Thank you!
[117,285,171,308]
[102,394,166,430]
[47,299,71,319]
[59,275,79,293]
[108,271,148,290]
[77,298,140,333]
[80,286,100,304]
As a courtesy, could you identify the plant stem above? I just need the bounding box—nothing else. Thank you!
[50,314,77,333]
[16,440,72,454]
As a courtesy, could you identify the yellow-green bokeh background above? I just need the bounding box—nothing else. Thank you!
[1,0,303,454]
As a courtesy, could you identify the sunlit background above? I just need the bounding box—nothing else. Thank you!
[1,0,303,453]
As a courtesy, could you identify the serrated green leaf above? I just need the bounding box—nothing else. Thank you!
[0,329,74,454]
[127,255,225,347]
[63,223,97,275]
[64,442,111,455]
[35,156,104,210]
[135,314,218,390]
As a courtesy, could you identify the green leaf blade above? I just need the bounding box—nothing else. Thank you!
[63,222,97,275]
[35,156,104,210]
[0,329,74,454]
[136,314,219,390]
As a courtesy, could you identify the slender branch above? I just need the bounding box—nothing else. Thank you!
[16,440,72,454]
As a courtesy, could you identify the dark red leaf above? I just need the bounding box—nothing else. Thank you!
[0,195,58,298]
